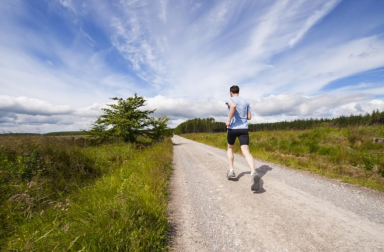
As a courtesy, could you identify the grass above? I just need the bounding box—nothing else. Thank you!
[1,135,173,251]
[181,125,384,191]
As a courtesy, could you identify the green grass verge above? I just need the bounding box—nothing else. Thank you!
[181,126,384,191]
[2,136,173,251]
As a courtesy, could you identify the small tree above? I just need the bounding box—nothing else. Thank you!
[87,94,169,143]
[147,116,170,142]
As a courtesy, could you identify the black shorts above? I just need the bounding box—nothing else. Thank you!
[227,128,249,146]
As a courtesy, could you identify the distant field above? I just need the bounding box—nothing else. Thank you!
[1,135,173,251]
[182,126,384,191]
[46,135,89,140]
[44,131,88,136]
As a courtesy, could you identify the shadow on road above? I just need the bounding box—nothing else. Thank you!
[229,171,250,181]
[172,143,184,146]
[256,165,273,176]
[228,165,273,194]
[253,165,273,194]
[168,210,179,249]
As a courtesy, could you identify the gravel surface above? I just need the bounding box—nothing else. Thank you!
[168,135,384,252]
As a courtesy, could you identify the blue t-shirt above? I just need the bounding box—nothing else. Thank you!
[226,96,251,129]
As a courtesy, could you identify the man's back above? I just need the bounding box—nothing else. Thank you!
[226,96,250,129]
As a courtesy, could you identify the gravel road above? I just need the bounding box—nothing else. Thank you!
[168,135,384,252]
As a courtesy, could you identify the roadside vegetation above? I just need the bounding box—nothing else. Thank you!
[1,95,173,251]
[182,126,384,191]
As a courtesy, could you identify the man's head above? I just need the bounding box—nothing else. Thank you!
[230,85,239,97]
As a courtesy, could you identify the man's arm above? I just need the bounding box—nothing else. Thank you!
[226,100,236,126]
[247,109,251,120]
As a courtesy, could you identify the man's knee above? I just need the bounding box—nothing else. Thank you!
[240,145,250,154]
[228,144,234,150]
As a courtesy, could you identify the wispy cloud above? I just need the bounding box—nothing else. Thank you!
[158,0,168,23]
[289,0,342,47]
[1,0,384,132]
[258,35,384,94]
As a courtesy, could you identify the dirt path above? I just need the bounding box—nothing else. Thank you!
[168,135,384,252]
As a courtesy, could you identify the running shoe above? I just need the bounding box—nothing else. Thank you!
[227,169,236,179]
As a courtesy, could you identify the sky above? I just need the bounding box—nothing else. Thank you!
[1,0,384,133]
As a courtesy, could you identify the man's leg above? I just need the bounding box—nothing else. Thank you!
[227,144,234,170]
[242,144,260,190]
[226,130,237,178]
[238,130,254,172]
[227,144,236,179]
[240,145,255,172]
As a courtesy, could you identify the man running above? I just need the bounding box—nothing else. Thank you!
[226,85,259,190]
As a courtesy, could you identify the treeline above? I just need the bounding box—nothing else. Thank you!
[173,118,227,134]
[174,110,384,134]
[251,109,384,131]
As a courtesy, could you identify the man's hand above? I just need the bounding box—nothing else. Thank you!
[226,120,231,127]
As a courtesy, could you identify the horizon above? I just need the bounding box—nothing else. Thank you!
[1,0,384,133]
[2,110,382,135]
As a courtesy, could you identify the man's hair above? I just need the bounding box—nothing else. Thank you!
[230,85,239,94]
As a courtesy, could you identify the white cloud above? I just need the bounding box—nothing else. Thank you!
[0,95,73,116]
[0,95,104,133]
[331,100,384,117]
[249,93,369,117]
[144,95,227,118]
[74,103,107,117]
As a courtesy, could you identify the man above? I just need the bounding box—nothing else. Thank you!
[226,85,259,190]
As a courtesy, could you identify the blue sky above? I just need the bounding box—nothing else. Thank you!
[1,0,384,132]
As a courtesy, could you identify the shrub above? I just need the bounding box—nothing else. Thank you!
[87,95,170,143]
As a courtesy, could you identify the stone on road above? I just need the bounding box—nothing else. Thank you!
[168,135,384,252]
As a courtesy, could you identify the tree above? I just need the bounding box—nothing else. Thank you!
[147,116,170,142]
[87,94,169,143]
[173,118,226,134]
